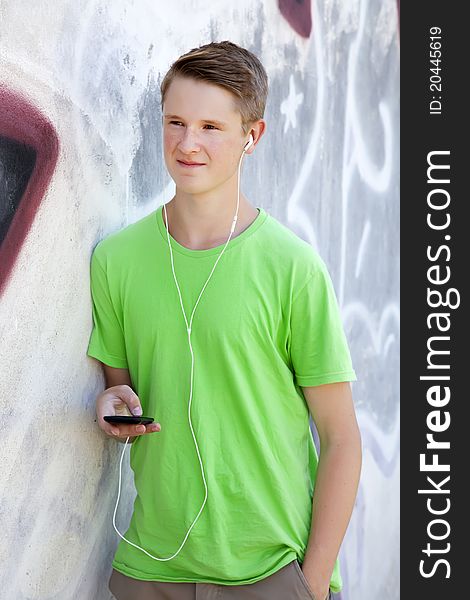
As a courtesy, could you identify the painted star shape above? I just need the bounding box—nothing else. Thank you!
[280,74,304,134]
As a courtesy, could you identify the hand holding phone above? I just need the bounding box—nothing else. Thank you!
[96,385,161,439]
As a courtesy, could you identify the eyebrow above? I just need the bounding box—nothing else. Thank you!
[164,114,228,127]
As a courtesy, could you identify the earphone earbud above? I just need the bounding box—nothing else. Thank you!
[243,134,254,152]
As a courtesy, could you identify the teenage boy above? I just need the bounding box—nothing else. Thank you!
[88,41,362,600]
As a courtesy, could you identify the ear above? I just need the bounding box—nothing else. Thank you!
[244,120,267,154]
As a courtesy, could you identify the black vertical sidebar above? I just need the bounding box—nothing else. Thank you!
[401,4,467,598]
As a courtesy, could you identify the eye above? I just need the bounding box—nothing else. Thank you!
[204,124,218,130]
[169,120,183,126]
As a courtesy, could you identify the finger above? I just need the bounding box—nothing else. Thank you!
[109,422,161,438]
[122,424,146,436]
[101,422,127,437]
[112,384,143,416]
[143,422,161,434]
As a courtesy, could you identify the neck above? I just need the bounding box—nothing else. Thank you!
[163,189,259,251]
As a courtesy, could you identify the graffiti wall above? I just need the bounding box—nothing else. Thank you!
[0,1,399,598]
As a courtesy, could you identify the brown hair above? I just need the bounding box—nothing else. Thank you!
[160,41,268,135]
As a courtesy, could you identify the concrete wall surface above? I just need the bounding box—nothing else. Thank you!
[0,1,399,598]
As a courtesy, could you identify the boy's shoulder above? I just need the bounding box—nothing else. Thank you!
[262,211,327,276]
[92,209,157,263]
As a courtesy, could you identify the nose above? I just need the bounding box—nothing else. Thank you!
[177,127,201,154]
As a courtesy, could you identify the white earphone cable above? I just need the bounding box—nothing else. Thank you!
[112,138,251,561]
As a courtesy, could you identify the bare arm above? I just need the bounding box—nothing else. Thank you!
[102,364,133,388]
[95,363,161,443]
[300,381,362,600]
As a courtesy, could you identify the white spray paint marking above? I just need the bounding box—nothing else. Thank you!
[280,74,304,134]
[355,220,371,278]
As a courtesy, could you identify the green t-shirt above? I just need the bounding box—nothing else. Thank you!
[87,204,357,591]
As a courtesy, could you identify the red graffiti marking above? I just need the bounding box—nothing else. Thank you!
[0,87,59,295]
[278,0,312,38]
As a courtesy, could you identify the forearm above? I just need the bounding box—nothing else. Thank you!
[302,431,362,591]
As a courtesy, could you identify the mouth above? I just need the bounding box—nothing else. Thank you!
[177,160,205,168]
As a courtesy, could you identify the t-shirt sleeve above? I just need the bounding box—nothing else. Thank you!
[289,256,357,387]
[86,245,128,369]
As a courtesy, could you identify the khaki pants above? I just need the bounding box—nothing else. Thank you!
[109,559,332,599]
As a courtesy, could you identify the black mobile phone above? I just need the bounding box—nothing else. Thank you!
[104,415,155,426]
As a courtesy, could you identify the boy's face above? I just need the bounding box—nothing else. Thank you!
[162,76,251,196]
